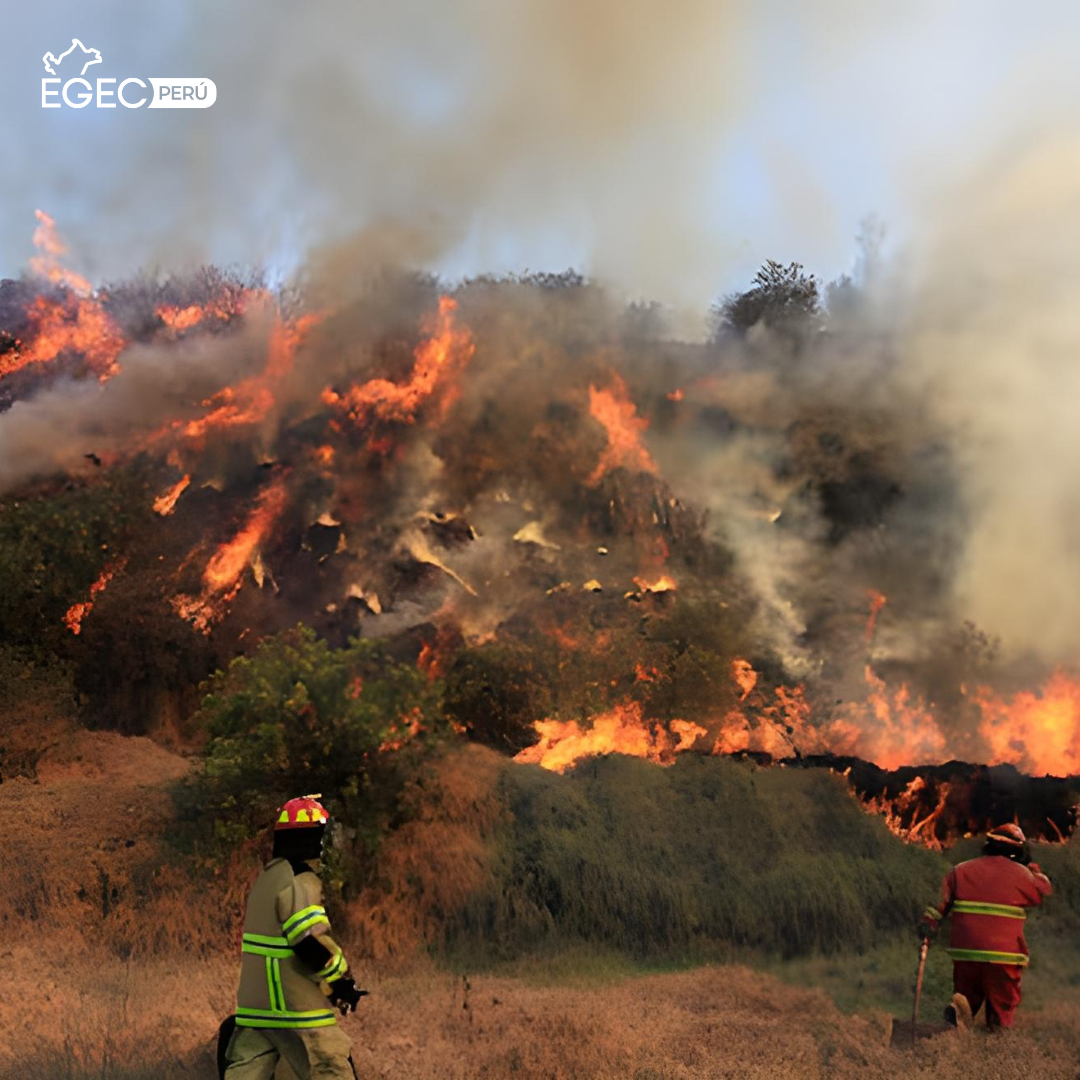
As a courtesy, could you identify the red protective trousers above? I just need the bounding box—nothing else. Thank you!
[952,960,1023,1028]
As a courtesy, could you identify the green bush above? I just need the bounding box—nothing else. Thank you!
[444,641,552,752]
[185,625,447,869]
[0,469,153,658]
[445,753,946,963]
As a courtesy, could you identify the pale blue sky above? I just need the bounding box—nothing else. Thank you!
[3,1,1078,305]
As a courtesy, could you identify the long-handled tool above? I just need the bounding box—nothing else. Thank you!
[910,937,929,1045]
[889,936,948,1047]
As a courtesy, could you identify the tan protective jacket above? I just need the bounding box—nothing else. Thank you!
[234,858,350,1030]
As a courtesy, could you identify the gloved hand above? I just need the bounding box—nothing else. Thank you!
[917,918,939,943]
[327,974,367,1015]
[1028,861,1044,876]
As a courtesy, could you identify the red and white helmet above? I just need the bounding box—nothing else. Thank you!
[987,823,1025,847]
[274,794,329,831]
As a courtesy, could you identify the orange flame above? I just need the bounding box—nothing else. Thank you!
[153,474,191,516]
[975,672,1080,777]
[632,573,677,594]
[850,774,953,850]
[179,309,322,442]
[837,668,946,770]
[2,293,125,382]
[417,633,458,681]
[173,478,288,632]
[671,718,709,751]
[0,213,126,382]
[157,290,253,333]
[865,589,887,642]
[323,296,474,426]
[586,372,658,485]
[28,210,91,295]
[514,702,706,773]
[378,708,425,753]
[712,662,946,770]
[732,658,758,701]
[712,683,812,758]
[635,663,660,683]
[158,305,209,332]
[63,558,127,635]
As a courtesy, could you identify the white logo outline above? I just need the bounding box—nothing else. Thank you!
[43,39,102,78]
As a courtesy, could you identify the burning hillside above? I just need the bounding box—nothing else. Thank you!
[3,213,1080,848]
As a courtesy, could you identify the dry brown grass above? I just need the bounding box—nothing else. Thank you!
[1,727,257,958]
[344,743,508,961]
[6,732,1080,1078]
[4,954,1080,1079]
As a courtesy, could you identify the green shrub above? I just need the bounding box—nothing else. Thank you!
[444,753,946,963]
[184,625,447,871]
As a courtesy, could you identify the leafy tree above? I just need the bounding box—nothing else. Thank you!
[188,626,447,865]
[712,260,820,340]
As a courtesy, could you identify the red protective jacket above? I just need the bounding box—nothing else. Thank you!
[925,855,1052,965]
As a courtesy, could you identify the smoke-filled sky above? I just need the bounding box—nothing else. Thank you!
[3,1,1079,308]
[4,1,1080,665]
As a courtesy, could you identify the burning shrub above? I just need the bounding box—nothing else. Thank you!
[443,642,552,753]
[184,625,448,869]
[71,563,219,739]
[0,467,154,658]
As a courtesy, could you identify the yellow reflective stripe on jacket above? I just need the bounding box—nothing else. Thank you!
[315,949,348,983]
[244,932,290,946]
[235,1006,337,1030]
[263,957,287,1012]
[282,905,330,944]
[242,933,291,958]
[952,900,1026,919]
[946,947,1029,966]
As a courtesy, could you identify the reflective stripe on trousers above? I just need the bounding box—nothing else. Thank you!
[946,947,1029,966]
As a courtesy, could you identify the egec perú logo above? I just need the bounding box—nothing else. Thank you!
[41,39,216,109]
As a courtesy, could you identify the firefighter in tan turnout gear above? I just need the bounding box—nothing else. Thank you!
[224,796,364,1078]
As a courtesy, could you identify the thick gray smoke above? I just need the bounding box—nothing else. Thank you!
[7,0,754,310]
[0,304,289,492]
[899,130,1080,662]
[3,1,1080,676]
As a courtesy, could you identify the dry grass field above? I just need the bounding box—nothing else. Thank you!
[5,731,1080,1079]
[4,954,1080,1079]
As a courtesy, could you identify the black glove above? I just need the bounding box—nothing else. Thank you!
[328,975,367,1015]
[917,918,939,942]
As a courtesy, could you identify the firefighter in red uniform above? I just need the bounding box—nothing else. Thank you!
[920,823,1052,1030]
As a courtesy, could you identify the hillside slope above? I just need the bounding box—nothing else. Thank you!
[5,734,1080,1078]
